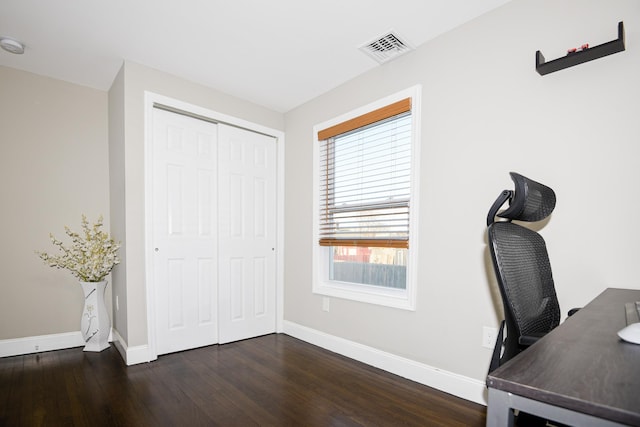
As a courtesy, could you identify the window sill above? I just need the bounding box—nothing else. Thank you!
[313,280,415,311]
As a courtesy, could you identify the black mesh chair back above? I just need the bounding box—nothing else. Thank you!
[486,172,561,371]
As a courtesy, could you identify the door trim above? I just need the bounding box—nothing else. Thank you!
[143,91,285,361]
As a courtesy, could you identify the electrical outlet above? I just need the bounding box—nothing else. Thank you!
[116,295,119,311]
[322,297,330,312]
[482,326,498,349]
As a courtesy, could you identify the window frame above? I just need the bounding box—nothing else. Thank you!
[312,86,421,310]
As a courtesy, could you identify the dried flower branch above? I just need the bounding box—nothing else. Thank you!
[37,215,120,282]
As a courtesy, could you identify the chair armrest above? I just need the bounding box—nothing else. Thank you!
[518,333,546,347]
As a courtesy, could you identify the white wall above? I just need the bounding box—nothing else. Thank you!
[283,0,640,383]
[0,66,109,341]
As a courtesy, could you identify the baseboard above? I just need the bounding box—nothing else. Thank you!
[111,329,157,366]
[0,331,85,357]
[0,328,155,366]
[283,321,488,406]
[0,329,116,358]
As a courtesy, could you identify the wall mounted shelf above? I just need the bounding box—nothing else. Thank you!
[536,21,625,75]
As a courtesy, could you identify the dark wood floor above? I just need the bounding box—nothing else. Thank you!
[0,334,486,426]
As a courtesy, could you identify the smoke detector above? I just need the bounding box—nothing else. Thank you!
[0,38,25,54]
[359,31,413,64]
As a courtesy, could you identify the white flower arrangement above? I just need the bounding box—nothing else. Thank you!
[37,215,120,283]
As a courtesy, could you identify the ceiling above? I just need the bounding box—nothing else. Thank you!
[1,0,511,113]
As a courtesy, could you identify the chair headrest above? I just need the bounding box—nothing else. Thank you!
[498,172,556,222]
[487,172,556,225]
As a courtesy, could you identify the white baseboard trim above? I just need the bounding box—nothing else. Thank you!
[111,329,157,366]
[1,329,116,358]
[1,328,156,367]
[0,331,85,357]
[283,320,488,406]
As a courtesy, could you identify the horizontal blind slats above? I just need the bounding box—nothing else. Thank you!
[319,106,412,247]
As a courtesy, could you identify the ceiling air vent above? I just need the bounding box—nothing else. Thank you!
[359,31,413,64]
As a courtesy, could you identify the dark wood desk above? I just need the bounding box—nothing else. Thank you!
[486,288,640,427]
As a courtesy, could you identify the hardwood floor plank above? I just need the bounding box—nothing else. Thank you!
[0,354,22,426]
[0,334,486,426]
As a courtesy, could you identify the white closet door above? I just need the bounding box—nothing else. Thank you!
[217,124,277,343]
[152,108,219,355]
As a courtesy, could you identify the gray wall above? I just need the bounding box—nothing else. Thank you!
[283,0,640,381]
[0,65,109,340]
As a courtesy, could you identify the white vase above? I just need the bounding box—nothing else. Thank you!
[80,280,110,352]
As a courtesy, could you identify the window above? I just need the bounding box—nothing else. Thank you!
[312,86,421,309]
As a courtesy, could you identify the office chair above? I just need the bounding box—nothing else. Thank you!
[486,172,574,374]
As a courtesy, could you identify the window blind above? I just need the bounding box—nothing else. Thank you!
[318,107,412,249]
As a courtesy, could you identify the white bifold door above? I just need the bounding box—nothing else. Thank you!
[152,108,276,356]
